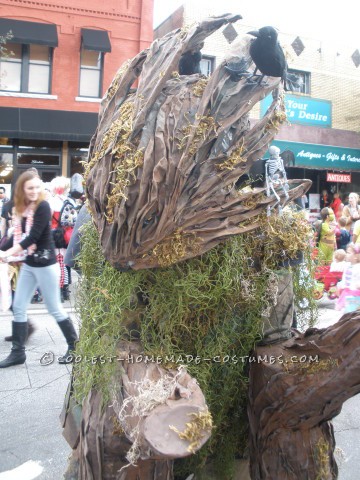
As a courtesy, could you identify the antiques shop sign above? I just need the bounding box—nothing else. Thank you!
[327,172,351,183]
[261,94,332,127]
[270,140,360,171]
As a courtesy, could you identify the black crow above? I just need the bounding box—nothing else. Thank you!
[179,48,202,75]
[248,26,287,85]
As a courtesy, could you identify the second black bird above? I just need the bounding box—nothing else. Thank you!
[248,26,287,84]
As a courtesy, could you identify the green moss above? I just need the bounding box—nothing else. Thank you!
[74,208,317,479]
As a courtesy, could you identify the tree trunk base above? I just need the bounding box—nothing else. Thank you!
[248,312,360,479]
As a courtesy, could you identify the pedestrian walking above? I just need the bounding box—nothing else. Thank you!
[49,176,76,302]
[0,170,78,368]
[342,192,360,236]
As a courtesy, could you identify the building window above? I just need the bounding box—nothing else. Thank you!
[0,42,52,93]
[200,56,215,77]
[17,153,60,166]
[287,69,310,94]
[0,150,14,184]
[79,48,103,98]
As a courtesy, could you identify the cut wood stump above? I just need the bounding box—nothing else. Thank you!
[63,342,212,480]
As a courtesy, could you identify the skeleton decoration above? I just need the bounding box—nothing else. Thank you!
[265,145,289,214]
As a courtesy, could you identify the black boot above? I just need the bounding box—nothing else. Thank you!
[0,322,28,368]
[5,318,36,342]
[57,318,78,364]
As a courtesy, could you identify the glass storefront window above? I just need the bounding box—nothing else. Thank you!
[0,152,14,184]
[70,153,88,176]
[17,153,60,166]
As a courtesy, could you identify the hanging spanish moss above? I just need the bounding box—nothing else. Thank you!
[73,206,316,479]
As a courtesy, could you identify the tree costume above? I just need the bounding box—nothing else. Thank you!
[61,14,360,480]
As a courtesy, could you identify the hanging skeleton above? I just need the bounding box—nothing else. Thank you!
[265,145,289,214]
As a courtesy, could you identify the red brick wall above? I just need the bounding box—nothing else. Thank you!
[0,0,154,112]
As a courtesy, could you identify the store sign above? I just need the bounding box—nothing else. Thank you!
[261,94,332,127]
[327,172,351,183]
[269,140,360,171]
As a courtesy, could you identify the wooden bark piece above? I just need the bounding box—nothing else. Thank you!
[248,311,360,479]
[77,389,174,480]
[65,342,211,479]
[86,15,311,271]
[112,343,212,461]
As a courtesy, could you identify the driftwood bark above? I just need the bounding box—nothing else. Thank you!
[63,342,211,480]
[248,311,360,480]
[86,14,311,271]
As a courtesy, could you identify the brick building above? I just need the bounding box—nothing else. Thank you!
[0,0,154,186]
[155,2,360,199]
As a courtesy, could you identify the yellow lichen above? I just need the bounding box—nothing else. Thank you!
[241,193,267,210]
[106,60,131,102]
[105,147,144,223]
[170,410,213,454]
[177,115,219,157]
[84,101,135,180]
[150,230,201,267]
[265,92,288,132]
[284,357,338,375]
[192,77,209,97]
[216,139,247,172]
[314,438,331,480]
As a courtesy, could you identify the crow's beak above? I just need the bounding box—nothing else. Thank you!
[247,30,259,37]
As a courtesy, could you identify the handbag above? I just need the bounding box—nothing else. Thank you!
[52,227,67,249]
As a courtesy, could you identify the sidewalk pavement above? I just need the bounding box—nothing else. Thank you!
[0,293,359,479]
[0,285,77,480]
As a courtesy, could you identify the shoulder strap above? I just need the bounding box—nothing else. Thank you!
[52,212,61,228]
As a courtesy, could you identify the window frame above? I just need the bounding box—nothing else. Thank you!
[78,48,104,98]
[287,68,311,94]
[200,55,215,77]
[0,43,53,94]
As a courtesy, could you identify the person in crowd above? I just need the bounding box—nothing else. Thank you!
[1,187,37,341]
[351,218,360,246]
[330,249,347,273]
[0,185,9,214]
[0,188,13,241]
[337,216,351,250]
[64,203,91,275]
[336,243,360,313]
[49,176,75,302]
[318,207,337,265]
[320,189,331,209]
[330,192,344,220]
[342,192,360,235]
[0,170,78,368]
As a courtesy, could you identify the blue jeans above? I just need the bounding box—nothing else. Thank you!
[13,263,68,323]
